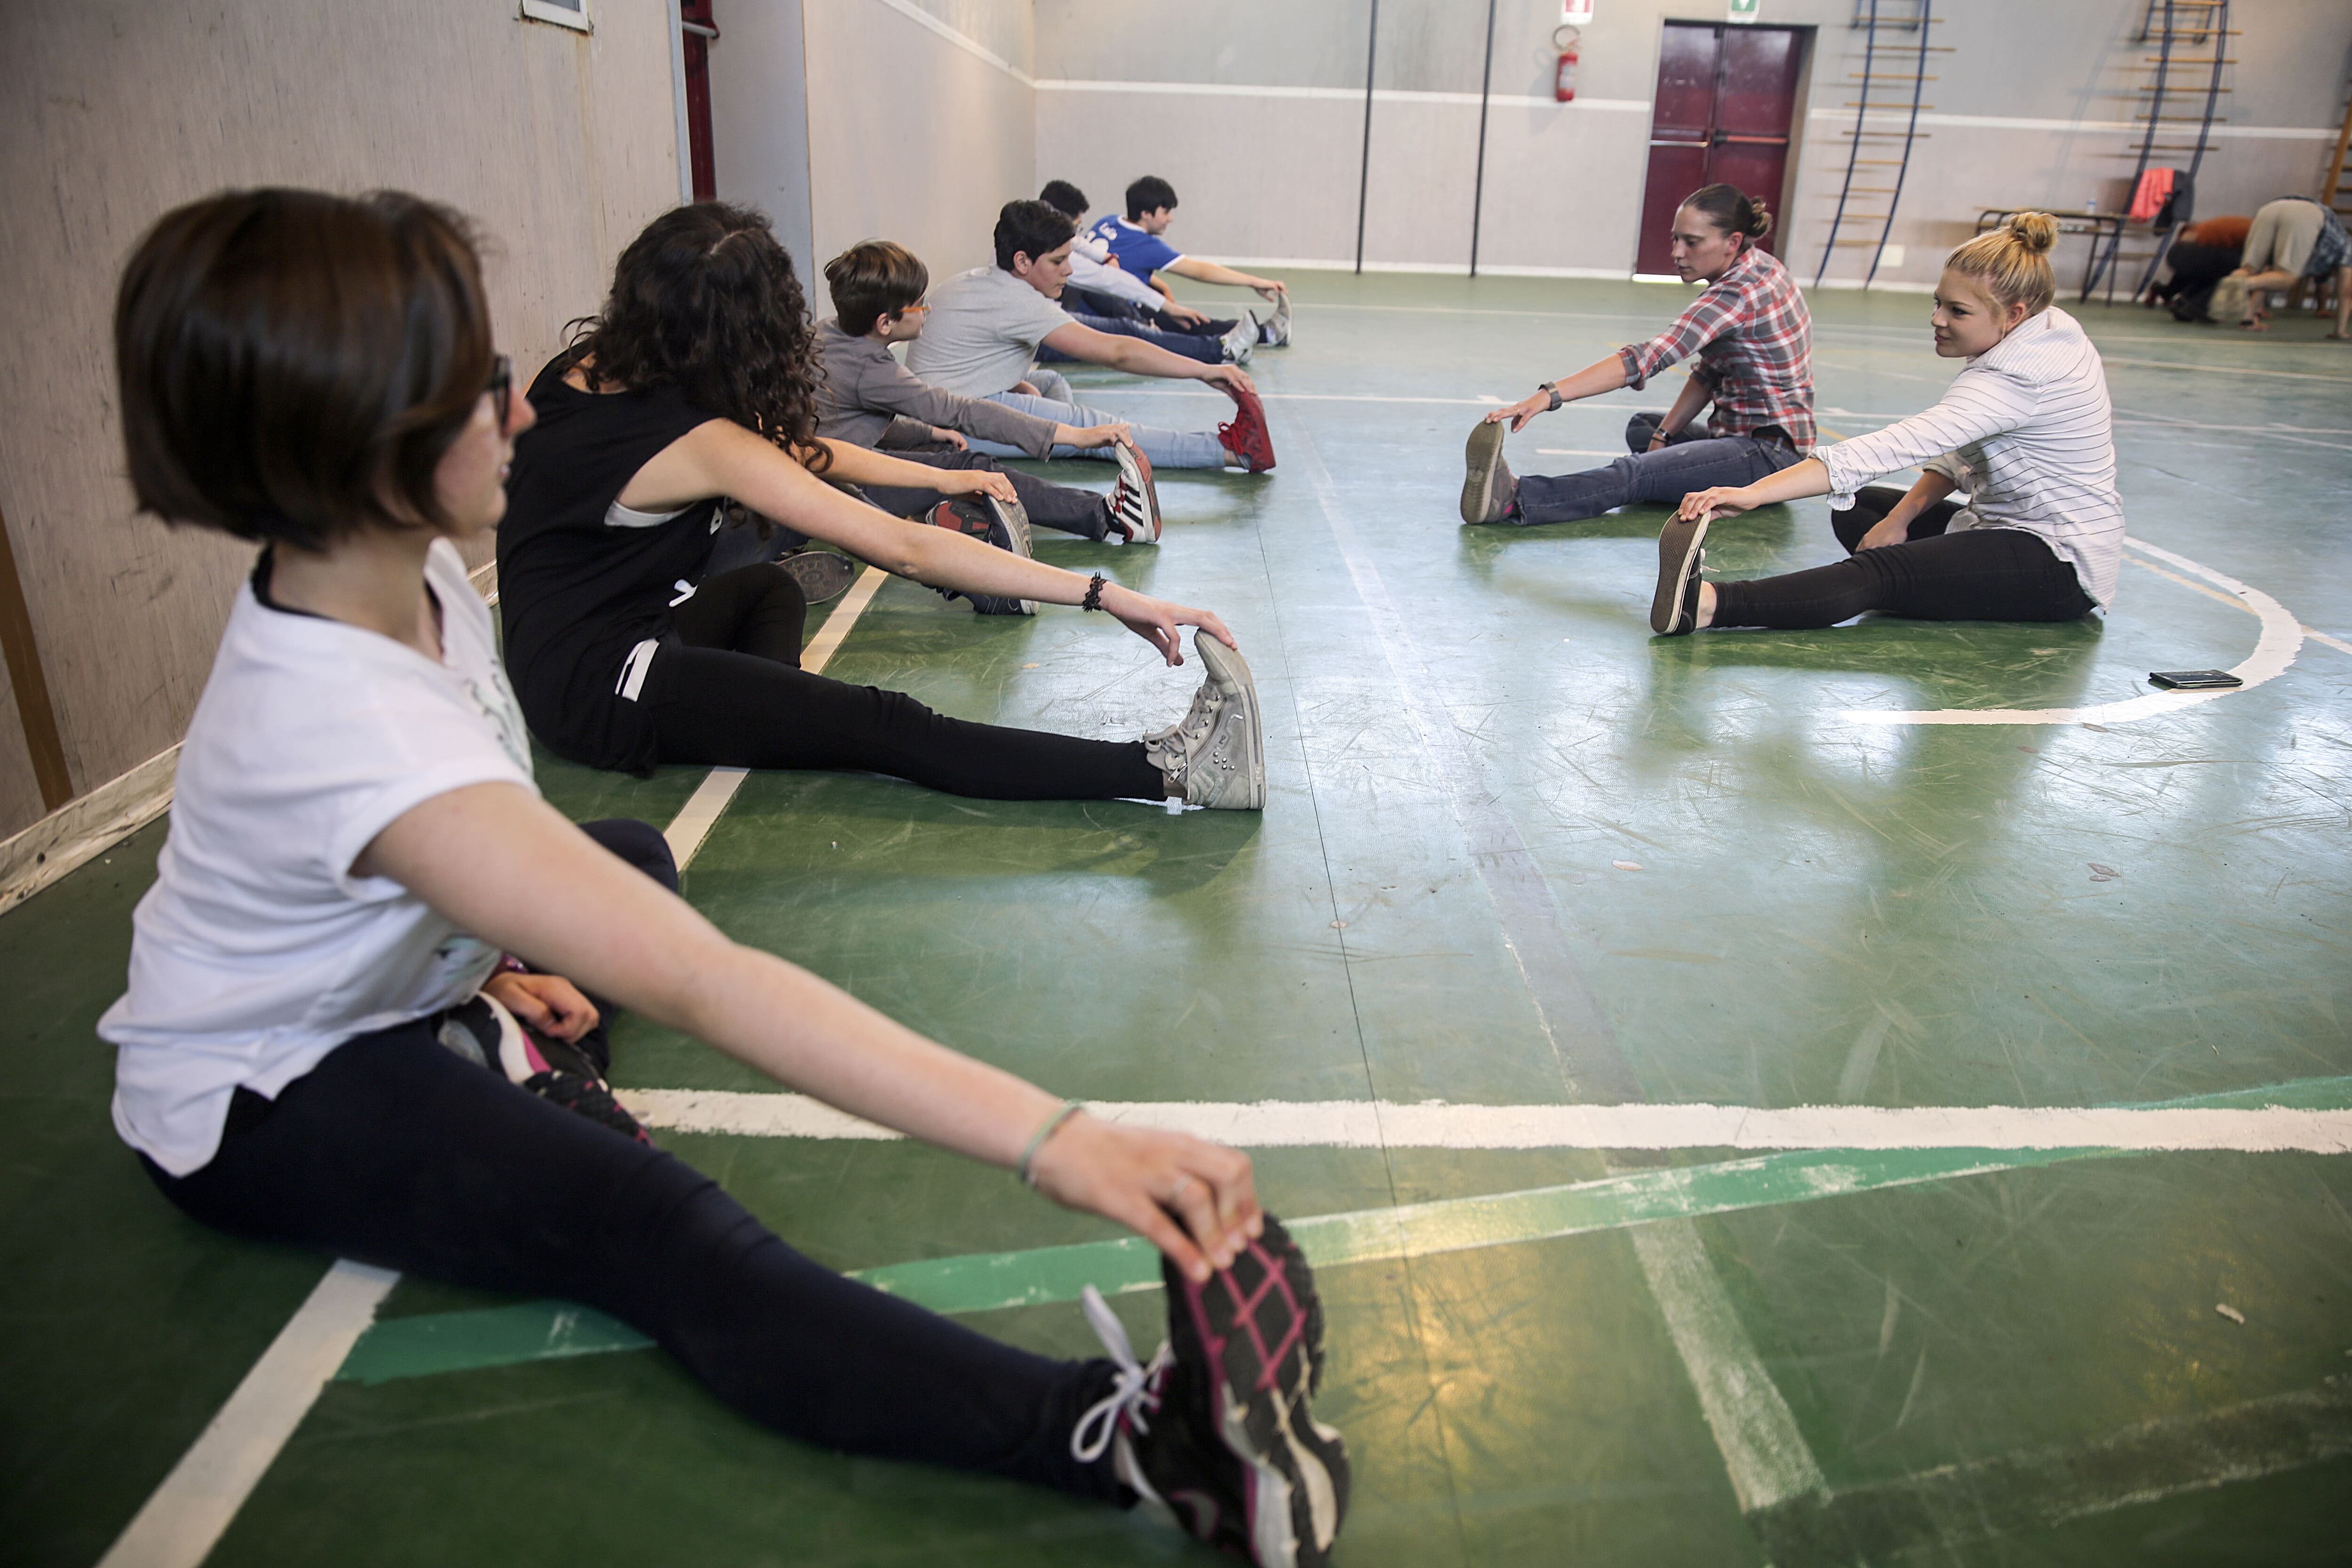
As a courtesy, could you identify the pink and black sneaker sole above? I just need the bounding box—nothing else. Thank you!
[1163,1216,1348,1566]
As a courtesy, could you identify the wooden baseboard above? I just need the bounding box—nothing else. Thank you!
[0,557,503,918]
[0,743,178,915]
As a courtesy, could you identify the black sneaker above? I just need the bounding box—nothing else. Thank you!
[1650,514,1710,635]
[1076,1215,1348,1565]
[436,993,652,1145]
[780,549,858,604]
[922,498,1036,616]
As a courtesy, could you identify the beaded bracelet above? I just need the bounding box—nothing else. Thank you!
[1017,1099,1084,1187]
[1081,572,1107,612]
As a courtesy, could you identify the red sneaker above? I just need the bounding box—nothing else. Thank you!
[1216,387,1277,473]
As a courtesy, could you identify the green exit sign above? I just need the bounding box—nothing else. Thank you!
[1728,0,1759,19]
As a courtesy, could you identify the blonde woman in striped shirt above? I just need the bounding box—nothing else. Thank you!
[1653,214,2120,636]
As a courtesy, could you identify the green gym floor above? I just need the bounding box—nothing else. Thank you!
[7,275,2351,1567]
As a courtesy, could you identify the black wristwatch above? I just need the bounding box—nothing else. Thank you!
[1538,382,1564,412]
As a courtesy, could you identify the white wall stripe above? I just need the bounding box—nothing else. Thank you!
[866,0,1032,85]
[622,1090,2352,1154]
[94,1263,397,1568]
[1807,107,2337,140]
[1036,78,1648,113]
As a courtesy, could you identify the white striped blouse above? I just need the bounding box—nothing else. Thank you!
[1816,307,2123,605]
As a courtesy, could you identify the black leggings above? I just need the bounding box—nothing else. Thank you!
[1710,486,2097,629]
[140,819,1120,1496]
[652,564,1168,800]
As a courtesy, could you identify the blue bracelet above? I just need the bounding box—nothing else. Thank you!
[1017,1099,1084,1187]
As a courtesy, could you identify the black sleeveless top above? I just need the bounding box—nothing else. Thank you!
[498,354,725,773]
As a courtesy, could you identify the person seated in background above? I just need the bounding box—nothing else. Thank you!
[907,199,1276,472]
[1088,175,1292,347]
[1037,180,1257,365]
[2210,196,2351,338]
[2146,214,2247,322]
[816,239,1163,544]
[1460,184,1811,529]
[1649,215,2118,640]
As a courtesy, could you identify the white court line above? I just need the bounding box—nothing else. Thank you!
[625,1090,2352,1154]
[1838,537,2304,728]
[95,1263,397,1568]
[96,563,893,1568]
[1631,1220,1825,1510]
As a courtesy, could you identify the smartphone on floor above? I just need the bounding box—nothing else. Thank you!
[2148,669,2242,690]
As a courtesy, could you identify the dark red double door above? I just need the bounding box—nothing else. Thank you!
[1636,23,1808,276]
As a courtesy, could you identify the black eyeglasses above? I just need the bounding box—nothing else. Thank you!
[484,354,514,431]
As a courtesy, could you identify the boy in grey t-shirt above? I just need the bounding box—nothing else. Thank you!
[906,200,1276,472]
[814,239,1161,543]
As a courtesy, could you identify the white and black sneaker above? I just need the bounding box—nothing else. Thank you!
[1650,513,1709,635]
[1143,632,1265,809]
[1260,292,1292,347]
[1073,1214,1348,1566]
[1108,437,1163,544]
[1221,312,1259,366]
[437,992,651,1145]
[924,496,1036,616]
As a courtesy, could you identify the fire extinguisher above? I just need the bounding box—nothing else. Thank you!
[1553,24,1581,103]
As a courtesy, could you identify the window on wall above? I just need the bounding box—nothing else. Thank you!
[519,0,591,33]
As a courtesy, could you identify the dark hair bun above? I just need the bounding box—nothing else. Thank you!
[1747,199,1773,239]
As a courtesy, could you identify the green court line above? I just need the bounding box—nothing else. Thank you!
[332,1075,2352,1386]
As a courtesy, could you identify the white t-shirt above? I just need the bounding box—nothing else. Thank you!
[101,539,538,1175]
[1067,246,1165,311]
[905,265,1077,398]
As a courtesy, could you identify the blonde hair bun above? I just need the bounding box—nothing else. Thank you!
[2006,212,2058,255]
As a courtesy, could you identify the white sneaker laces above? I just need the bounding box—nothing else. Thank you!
[1070,1284,1174,1464]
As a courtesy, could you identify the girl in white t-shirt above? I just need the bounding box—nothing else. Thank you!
[100,189,1345,1568]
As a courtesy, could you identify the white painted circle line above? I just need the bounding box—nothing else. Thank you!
[1836,536,2304,728]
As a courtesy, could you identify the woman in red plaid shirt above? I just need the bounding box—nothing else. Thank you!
[1461,184,1812,527]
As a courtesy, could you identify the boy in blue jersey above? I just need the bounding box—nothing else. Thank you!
[1089,175,1293,347]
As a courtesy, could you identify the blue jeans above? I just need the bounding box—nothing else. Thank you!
[1514,413,1802,525]
[1037,312,1223,366]
[973,385,1232,470]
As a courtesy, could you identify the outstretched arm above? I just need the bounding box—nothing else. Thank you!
[1039,320,1257,395]
[359,784,1262,1281]
[1676,457,1831,520]
[1165,255,1286,300]
[626,420,1235,664]
[1484,353,1631,431]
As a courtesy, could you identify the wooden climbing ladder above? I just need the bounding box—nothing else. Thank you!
[2089,0,2232,303]
[1813,0,1947,288]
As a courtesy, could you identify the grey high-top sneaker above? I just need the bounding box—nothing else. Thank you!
[1143,633,1266,809]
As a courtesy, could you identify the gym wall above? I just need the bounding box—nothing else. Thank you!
[783,0,1040,313]
[0,0,683,842]
[1035,0,2352,288]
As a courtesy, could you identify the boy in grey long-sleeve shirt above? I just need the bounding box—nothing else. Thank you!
[814,241,1160,541]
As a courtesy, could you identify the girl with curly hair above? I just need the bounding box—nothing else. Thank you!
[497,203,1263,808]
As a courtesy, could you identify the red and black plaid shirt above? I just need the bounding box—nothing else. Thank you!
[1617,247,1814,452]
